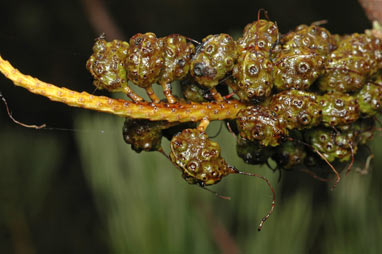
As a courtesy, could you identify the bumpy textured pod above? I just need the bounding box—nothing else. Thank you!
[125,33,164,89]
[270,90,322,130]
[304,127,357,162]
[319,91,360,127]
[236,105,288,147]
[86,36,130,91]
[159,34,195,103]
[191,34,237,89]
[319,33,382,92]
[272,48,325,91]
[232,50,273,102]
[170,129,234,185]
[122,118,167,153]
[356,82,382,116]
[237,19,279,54]
[282,24,337,55]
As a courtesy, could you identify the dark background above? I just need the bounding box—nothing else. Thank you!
[0,1,380,253]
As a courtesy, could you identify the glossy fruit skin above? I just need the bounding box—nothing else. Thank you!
[272,48,325,91]
[319,34,382,93]
[319,91,360,127]
[270,90,322,130]
[282,24,337,55]
[86,36,130,91]
[236,105,288,147]
[233,50,273,102]
[122,118,165,153]
[236,136,273,165]
[304,127,357,163]
[191,34,237,89]
[125,33,164,88]
[170,129,234,186]
[159,34,195,84]
[237,19,279,54]
[356,82,382,117]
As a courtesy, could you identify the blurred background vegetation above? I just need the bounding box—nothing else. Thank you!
[1,0,381,253]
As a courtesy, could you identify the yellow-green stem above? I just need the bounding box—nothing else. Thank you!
[0,55,246,123]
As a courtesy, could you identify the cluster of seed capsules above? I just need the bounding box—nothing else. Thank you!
[87,17,382,230]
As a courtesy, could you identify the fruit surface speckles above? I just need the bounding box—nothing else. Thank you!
[273,48,325,91]
[270,90,322,130]
[237,105,288,147]
[320,91,360,127]
[170,129,233,185]
[237,19,279,54]
[304,127,357,162]
[356,82,382,116]
[191,34,237,88]
[233,50,273,102]
[86,37,130,91]
[282,24,337,55]
[160,34,195,83]
[319,33,382,92]
[125,33,164,88]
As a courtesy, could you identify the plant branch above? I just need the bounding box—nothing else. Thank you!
[0,55,246,123]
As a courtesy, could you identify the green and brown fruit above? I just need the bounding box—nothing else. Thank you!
[170,129,234,186]
[86,36,130,91]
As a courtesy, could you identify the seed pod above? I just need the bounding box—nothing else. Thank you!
[122,118,167,153]
[232,50,273,102]
[272,141,306,170]
[86,36,130,91]
[236,105,288,147]
[170,129,234,185]
[237,19,279,54]
[319,91,360,127]
[304,127,357,162]
[270,90,322,130]
[191,34,237,89]
[282,24,337,55]
[356,82,382,117]
[160,34,195,83]
[236,136,273,165]
[125,33,164,89]
[159,34,195,103]
[319,33,382,93]
[272,48,325,91]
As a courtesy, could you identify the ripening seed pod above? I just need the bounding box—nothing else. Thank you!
[170,129,235,185]
[86,36,130,92]
[319,91,360,127]
[281,24,337,55]
[122,118,172,153]
[270,90,322,130]
[272,48,325,91]
[304,127,357,162]
[237,19,279,54]
[236,105,288,147]
[232,50,273,102]
[356,82,382,117]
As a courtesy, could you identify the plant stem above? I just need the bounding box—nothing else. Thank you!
[0,55,246,123]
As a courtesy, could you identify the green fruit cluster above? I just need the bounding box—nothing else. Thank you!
[86,18,382,185]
